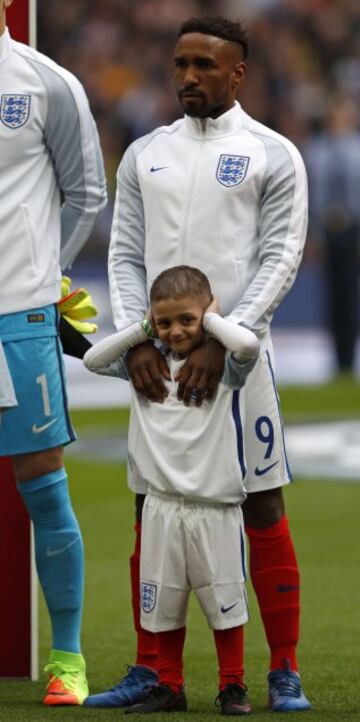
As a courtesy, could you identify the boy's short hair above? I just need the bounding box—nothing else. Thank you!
[150,265,212,306]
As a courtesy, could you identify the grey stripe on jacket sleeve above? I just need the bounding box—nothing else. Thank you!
[29,59,107,269]
[108,142,149,329]
[228,133,308,335]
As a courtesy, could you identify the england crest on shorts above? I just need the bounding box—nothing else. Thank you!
[0,94,31,129]
[216,154,250,187]
[141,582,157,613]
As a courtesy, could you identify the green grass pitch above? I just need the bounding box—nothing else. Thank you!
[1,378,360,721]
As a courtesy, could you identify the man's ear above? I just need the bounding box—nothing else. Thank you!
[231,61,247,91]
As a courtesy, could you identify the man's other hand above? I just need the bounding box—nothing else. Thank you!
[175,337,226,406]
[126,342,170,402]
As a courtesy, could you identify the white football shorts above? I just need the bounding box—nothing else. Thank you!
[140,493,249,632]
[242,344,292,493]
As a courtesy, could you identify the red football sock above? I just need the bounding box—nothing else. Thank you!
[246,515,299,671]
[213,626,244,690]
[130,521,158,669]
[157,627,186,692]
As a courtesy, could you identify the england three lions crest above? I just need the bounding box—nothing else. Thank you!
[216,154,250,187]
[141,582,157,613]
[0,94,31,129]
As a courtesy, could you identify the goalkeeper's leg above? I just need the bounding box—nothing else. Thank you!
[14,451,88,706]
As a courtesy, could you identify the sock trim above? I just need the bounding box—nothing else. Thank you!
[17,467,66,493]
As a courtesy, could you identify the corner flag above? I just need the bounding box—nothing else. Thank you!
[0,0,38,681]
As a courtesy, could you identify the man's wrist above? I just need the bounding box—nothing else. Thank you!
[127,338,154,354]
[206,335,226,352]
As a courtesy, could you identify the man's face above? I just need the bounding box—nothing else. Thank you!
[152,294,208,355]
[174,32,246,119]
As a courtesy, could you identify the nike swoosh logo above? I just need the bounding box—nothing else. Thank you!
[221,601,239,613]
[254,460,279,476]
[32,418,57,434]
[46,538,79,557]
[150,166,169,172]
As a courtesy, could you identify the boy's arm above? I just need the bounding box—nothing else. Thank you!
[202,312,260,362]
[83,321,151,373]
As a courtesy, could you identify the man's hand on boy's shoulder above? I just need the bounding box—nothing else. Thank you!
[126,342,170,403]
[175,337,226,407]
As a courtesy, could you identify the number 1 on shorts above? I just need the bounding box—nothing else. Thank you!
[36,373,51,417]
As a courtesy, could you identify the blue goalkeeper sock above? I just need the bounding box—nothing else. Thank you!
[17,468,83,654]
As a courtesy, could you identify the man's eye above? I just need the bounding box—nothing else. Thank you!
[174,58,186,68]
[196,59,213,69]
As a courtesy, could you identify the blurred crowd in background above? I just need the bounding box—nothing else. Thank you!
[37,0,360,371]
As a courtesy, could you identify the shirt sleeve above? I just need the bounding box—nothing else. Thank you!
[108,143,149,330]
[83,321,147,375]
[40,67,108,269]
[202,312,259,389]
[226,135,308,336]
[203,312,259,361]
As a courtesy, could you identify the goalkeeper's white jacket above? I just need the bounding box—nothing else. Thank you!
[0,28,107,316]
[109,101,308,343]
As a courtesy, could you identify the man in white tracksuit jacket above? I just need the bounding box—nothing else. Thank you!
[0,0,107,705]
[86,15,311,714]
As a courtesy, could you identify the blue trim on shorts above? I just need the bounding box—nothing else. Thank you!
[55,336,76,443]
[239,525,247,581]
[265,351,292,481]
[232,389,246,479]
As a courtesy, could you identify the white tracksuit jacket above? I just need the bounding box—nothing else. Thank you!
[0,27,107,316]
[108,101,308,344]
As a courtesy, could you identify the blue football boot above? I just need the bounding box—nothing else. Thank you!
[268,660,311,712]
[84,665,158,708]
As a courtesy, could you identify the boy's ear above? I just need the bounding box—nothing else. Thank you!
[146,309,158,338]
[151,314,159,338]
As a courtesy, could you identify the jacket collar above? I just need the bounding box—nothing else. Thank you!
[0,27,11,64]
[183,101,243,139]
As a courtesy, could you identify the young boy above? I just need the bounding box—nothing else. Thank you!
[83,266,259,715]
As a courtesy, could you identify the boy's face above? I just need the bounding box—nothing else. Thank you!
[152,294,207,355]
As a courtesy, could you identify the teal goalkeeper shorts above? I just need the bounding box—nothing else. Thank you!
[0,304,76,456]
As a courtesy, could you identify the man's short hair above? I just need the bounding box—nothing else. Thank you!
[150,265,212,306]
[177,16,249,60]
